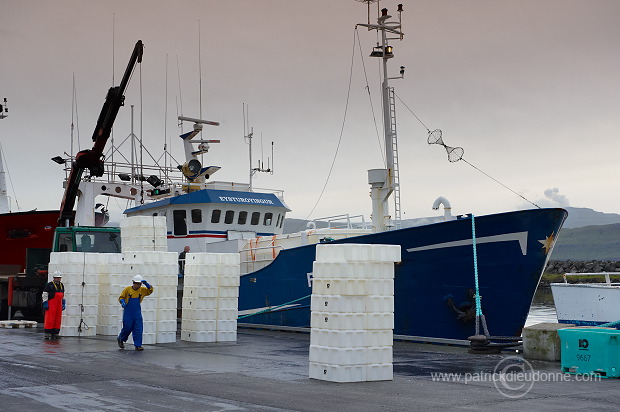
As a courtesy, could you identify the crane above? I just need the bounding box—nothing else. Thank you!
[57,40,143,226]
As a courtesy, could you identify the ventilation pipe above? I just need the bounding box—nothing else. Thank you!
[432,196,452,221]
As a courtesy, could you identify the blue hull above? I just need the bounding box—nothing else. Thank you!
[238,208,567,340]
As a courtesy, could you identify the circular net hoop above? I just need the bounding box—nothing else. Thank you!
[446,146,464,163]
[427,129,443,145]
[427,129,464,162]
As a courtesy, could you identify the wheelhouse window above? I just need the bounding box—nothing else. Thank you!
[224,210,235,224]
[173,210,187,236]
[264,212,273,226]
[191,209,202,223]
[238,211,248,225]
[251,212,260,225]
[211,209,221,224]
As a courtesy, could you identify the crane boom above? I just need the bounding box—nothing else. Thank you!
[58,40,143,226]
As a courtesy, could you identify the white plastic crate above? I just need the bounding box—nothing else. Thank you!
[157,297,177,310]
[218,298,238,310]
[366,346,392,364]
[312,278,367,296]
[183,297,218,310]
[366,330,393,347]
[309,362,366,383]
[216,320,237,331]
[216,331,237,342]
[218,276,240,287]
[366,363,393,381]
[218,287,239,298]
[366,313,394,330]
[181,319,217,331]
[97,325,119,336]
[156,331,177,343]
[310,312,366,330]
[217,309,238,321]
[155,310,176,321]
[181,330,217,342]
[310,295,366,313]
[185,287,219,298]
[309,345,368,365]
[184,276,219,287]
[310,329,367,348]
[64,304,98,317]
[365,296,394,313]
[156,320,178,332]
[142,321,157,334]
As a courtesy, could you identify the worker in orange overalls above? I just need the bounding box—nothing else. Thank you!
[42,271,66,340]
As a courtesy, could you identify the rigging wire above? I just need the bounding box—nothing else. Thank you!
[293,28,358,230]
[164,54,169,183]
[355,27,385,166]
[139,61,144,204]
[393,92,540,209]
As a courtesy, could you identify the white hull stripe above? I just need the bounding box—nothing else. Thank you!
[406,231,528,256]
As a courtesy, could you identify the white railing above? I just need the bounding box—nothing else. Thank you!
[309,214,369,230]
[563,272,620,286]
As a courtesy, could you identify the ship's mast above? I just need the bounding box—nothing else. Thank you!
[358,5,405,232]
[0,98,10,213]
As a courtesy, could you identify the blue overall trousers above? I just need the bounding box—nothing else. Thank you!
[118,295,144,347]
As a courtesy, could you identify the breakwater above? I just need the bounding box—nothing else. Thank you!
[545,260,620,274]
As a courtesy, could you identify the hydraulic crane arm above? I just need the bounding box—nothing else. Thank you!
[58,40,143,226]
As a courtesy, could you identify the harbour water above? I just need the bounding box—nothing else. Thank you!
[524,286,557,327]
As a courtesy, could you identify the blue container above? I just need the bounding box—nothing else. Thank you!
[558,327,620,378]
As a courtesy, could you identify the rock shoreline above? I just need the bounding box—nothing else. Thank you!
[545,260,620,274]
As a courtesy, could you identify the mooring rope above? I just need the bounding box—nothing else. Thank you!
[471,215,490,337]
[237,294,311,320]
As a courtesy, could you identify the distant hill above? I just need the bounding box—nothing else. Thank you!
[563,207,620,229]
[552,223,620,261]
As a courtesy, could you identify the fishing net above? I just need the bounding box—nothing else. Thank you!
[427,129,464,163]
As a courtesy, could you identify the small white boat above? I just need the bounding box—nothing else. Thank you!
[550,273,620,326]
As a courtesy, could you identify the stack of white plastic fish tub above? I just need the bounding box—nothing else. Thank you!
[47,216,178,342]
[97,253,125,336]
[122,251,178,344]
[309,244,401,382]
[181,253,240,342]
[48,252,100,337]
[120,216,168,253]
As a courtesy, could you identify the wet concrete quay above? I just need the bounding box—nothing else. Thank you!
[0,325,618,411]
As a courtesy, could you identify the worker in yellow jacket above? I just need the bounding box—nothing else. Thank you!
[117,274,154,351]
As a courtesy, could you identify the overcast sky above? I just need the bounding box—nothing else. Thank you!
[1,0,619,222]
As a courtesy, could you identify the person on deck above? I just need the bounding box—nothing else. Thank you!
[42,271,66,340]
[178,245,190,275]
[117,274,154,351]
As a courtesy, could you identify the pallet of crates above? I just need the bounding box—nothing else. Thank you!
[309,244,400,383]
[48,252,99,337]
[120,216,168,253]
[97,253,124,336]
[216,253,240,342]
[181,253,219,342]
[155,252,179,343]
